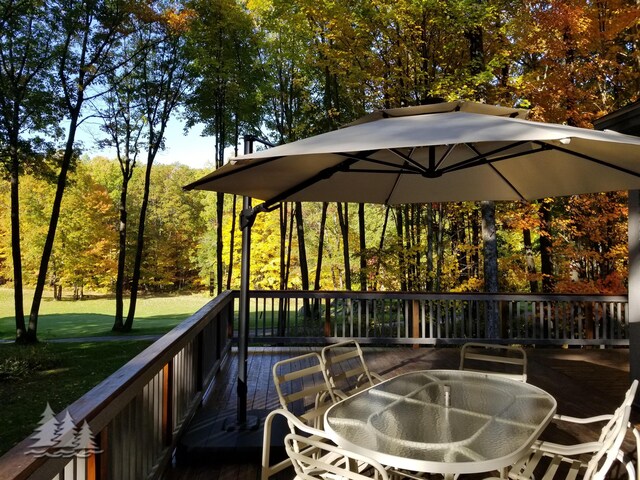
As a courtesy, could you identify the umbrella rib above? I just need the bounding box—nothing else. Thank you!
[261,157,361,209]
[388,148,429,174]
[335,152,423,174]
[465,144,527,201]
[533,141,640,178]
[435,144,456,171]
[183,155,284,190]
[439,141,531,174]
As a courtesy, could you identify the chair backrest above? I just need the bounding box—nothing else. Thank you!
[261,408,328,480]
[284,433,390,480]
[586,403,632,480]
[460,342,527,382]
[321,340,382,397]
[272,352,337,429]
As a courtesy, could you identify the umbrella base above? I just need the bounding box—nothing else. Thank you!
[175,409,287,466]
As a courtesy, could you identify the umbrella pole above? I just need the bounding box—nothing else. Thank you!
[237,195,252,426]
[235,138,256,428]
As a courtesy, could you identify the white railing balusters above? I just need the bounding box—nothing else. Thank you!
[242,291,628,346]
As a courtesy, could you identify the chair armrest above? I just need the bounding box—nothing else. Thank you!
[533,440,602,456]
[333,389,350,400]
[553,413,613,424]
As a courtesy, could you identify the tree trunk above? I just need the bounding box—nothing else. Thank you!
[404,205,413,290]
[426,204,434,291]
[216,191,224,295]
[278,203,289,335]
[435,205,445,292]
[359,203,367,291]
[295,202,309,290]
[295,202,311,321]
[29,110,81,342]
[312,202,328,321]
[481,200,499,338]
[373,206,390,291]
[227,195,237,290]
[454,207,468,285]
[279,203,288,290]
[113,175,129,331]
[124,156,154,331]
[540,199,555,293]
[337,202,351,290]
[395,206,407,291]
[523,228,539,293]
[10,156,27,342]
[314,203,328,290]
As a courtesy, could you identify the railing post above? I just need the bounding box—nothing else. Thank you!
[412,299,420,349]
[87,428,109,480]
[196,331,204,392]
[163,362,174,446]
[585,302,595,341]
[324,298,331,336]
[500,300,509,339]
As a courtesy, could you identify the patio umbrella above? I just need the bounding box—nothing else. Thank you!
[184,100,640,427]
[185,100,640,206]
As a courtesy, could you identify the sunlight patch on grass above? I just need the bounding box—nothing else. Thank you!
[0,288,212,340]
[40,367,70,375]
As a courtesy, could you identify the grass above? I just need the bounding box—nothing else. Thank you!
[0,340,153,456]
[0,288,213,457]
[0,288,212,341]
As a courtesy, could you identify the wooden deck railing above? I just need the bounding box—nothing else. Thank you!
[0,289,629,480]
[0,291,234,480]
[246,291,630,346]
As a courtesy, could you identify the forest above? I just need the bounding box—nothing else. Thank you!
[0,0,638,343]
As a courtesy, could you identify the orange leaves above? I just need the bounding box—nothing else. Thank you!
[517,0,640,125]
[162,7,195,34]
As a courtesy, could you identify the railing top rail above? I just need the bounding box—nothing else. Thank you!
[243,290,628,302]
[0,290,235,480]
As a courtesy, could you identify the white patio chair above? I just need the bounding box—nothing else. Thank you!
[321,340,384,398]
[547,379,638,480]
[272,351,338,429]
[494,402,633,480]
[262,408,331,480]
[459,342,528,382]
[285,432,390,480]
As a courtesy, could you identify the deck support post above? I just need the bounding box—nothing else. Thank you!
[628,190,640,392]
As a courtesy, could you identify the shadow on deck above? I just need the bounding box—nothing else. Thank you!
[164,346,637,480]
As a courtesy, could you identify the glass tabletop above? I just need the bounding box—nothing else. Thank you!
[324,369,557,475]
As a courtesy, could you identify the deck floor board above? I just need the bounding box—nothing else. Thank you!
[165,346,636,480]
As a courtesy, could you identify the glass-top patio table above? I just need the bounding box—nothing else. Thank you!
[324,369,557,477]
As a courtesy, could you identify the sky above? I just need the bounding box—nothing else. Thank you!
[75,115,219,171]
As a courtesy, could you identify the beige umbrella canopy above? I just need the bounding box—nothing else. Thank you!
[185,100,640,427]
[185,101,640,204]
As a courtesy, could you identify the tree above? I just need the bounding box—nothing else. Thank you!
[186,0,262,295]
[26,0,140,342]
[0,0,61,343]
[98,54,144,329]
[515,0,640,124]
[123,4,193,330]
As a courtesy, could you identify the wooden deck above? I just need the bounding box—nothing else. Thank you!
[163,346,638,480]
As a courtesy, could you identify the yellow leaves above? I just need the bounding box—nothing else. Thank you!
[162,7,195,34]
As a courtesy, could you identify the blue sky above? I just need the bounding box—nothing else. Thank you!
[75,116,217,171]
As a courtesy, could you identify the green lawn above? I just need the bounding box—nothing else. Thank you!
[0,288,212,341]
[0,289,214,457]
[0,341,153,455]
